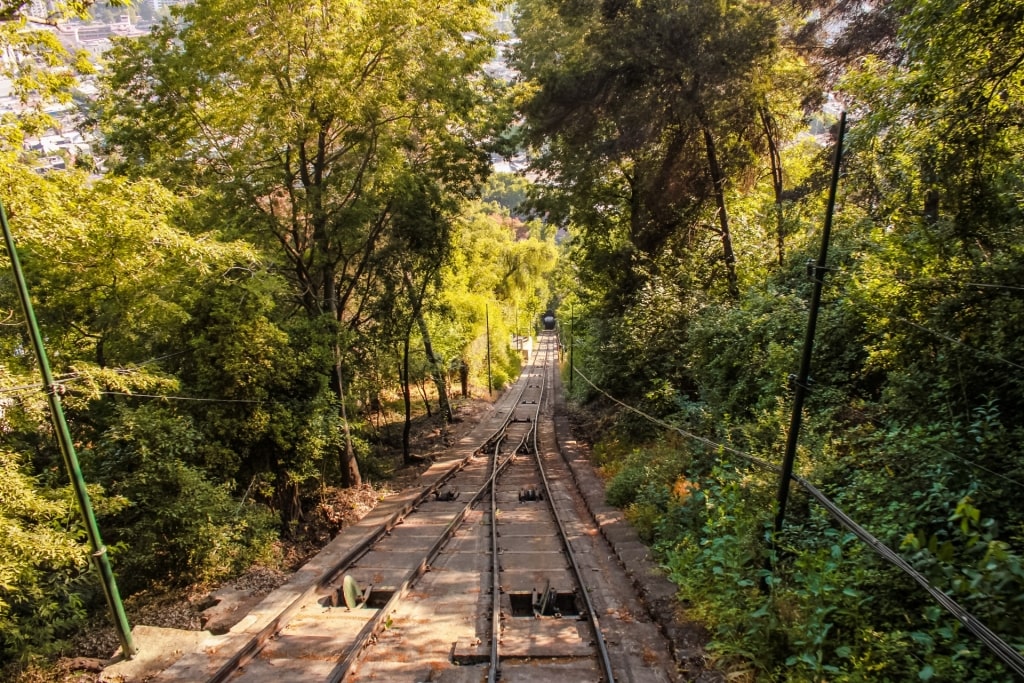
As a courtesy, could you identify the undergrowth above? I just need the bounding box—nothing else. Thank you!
[595,425,1024,682]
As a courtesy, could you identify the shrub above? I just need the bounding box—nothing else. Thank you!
[86,405,278,591]
[0,449,91,661]
[108,457,278,589]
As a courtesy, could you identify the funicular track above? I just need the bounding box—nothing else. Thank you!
[347,332,617,682]
[481,334,614,683]
[155,332,679,683]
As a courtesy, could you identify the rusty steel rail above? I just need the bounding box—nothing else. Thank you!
[327,341,552,681]
[199,348,549,683]
[204,444,492,683]
[328,451,519,682]
[529,334,615,682]
[484,333,616,683]
[487,340,548,683]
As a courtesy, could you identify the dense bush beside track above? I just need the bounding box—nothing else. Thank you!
[565,211,1024,679]
[520,0,1024,678]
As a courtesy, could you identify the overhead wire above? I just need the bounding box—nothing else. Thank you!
[962,281,1024,293]
[824,257,1024,295]
[122,349,190,368]
[571,366,781,474]
[810,263,1024,375]
[92,391,261,404]
[0,381,46,396]
[793,473,1024,678]
[893,315,1024,373]
[0,350,192,397]
[2,382,263,404]
[928,444,1024,491]
[843,289,1024,487]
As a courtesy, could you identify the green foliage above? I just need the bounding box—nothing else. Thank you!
[97,0,508,486]
[521,0,1024,677]
[0,157,256,369]
[482,173,531,217]
[605,438,690,506]
[173,274,340,486]
[85,405,277,590]
[903,496,1024,642]
[684,289,805,420]
[0,0,557,665]
[662,464,778,671]
[0,449,92,660]
[439,198,556,391]
[0,151,282,655]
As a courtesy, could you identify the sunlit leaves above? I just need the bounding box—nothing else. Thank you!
[0,155,257,368]
[0,0,128,148]
[0,448,91,660]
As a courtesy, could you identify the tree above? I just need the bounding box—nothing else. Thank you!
[512,0,1024,677]
[482,172,532,217]
[0,1,133,150]
[0,151,278,655]
[0,151,256,372]
[0,448,91,660]
[838,0,1024,423]
[98,0,499,487]
[514,0,783,306]
[444,198,557,368]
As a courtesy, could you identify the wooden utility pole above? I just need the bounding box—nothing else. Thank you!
[774,112,847,534]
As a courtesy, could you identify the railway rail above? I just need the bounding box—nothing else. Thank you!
[153,331,679,683]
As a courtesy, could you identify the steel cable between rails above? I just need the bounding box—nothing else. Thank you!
[572,366,1024,677]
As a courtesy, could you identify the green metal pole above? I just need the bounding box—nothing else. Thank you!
[774,111,847,535]
[485,304,492,396]
[1,199,136,658]
[514,304,519,351]
[569,304,574,392]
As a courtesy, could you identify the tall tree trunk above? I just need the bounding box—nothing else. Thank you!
[759,108,786,266]
[401,333,413,465]
[702,124,740,299]
[923,187,939,226]
[459,360,469,398]
[324,262,361,488]
[414,308,451,422]
[403,271,453,423]
[275,472,304,532]
[416,378,433,417]
[922,155,940,226]
[332,341,362,487]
